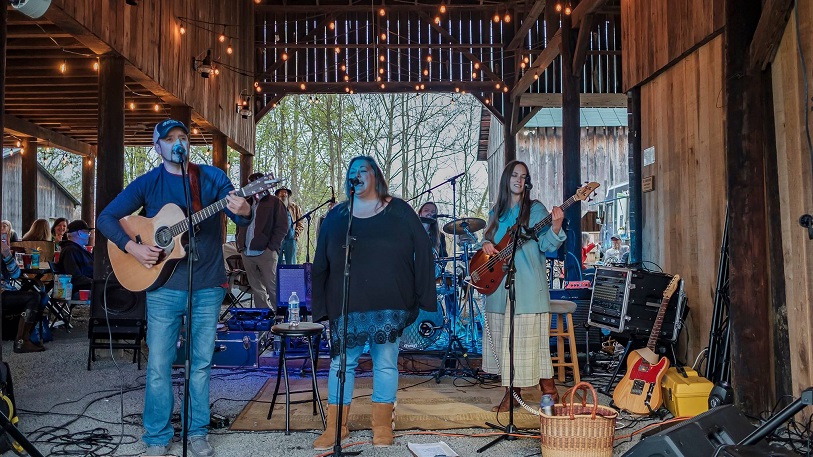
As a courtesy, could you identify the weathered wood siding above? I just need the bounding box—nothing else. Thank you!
[622,0,725,90]
[640,35,727,360]
[2,153,81,232]
[770,5,813,397]
[50,0,255,153]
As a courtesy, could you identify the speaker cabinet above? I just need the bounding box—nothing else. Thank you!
[622,405,759,457]
[91,277,146,321]
[276,263,312,311]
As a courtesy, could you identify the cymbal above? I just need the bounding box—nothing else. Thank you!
[443,217,486,235]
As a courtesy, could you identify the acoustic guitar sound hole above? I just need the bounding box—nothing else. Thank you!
[154,227,173,248]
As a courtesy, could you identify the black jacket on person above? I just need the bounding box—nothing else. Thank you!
[57,240,94,290]
[236,193,289,253]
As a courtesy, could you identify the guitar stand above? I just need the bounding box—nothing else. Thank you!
[600,338,635,395]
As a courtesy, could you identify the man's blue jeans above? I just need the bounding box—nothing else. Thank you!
[327,338,400,405]
[279,237,297,265]
[142,287,225,446]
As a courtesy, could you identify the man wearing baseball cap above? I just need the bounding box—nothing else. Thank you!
[603,235,623,265]
[97,119,252,457]
[56,220,95,294]
[275,186,303,264]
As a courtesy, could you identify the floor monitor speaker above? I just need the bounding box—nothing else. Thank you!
[91,277,146,321]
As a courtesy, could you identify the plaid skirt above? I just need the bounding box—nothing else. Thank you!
[482,309,553,388]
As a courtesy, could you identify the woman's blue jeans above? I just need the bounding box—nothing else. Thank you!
[142,287,225,446]
[328,339,400,405]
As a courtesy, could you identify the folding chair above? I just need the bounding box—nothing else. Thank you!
[220,254,253,321]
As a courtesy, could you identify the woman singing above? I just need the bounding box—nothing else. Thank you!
[311,156,436,449]
[480,160,565,412]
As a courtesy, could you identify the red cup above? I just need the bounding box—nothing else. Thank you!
[85,246,94,253]
[53,251,60,263]
[79,290,90,301]
[22,254,32,269]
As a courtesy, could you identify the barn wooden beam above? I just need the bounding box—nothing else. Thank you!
[240,153,253,187]
[417,10,505,84]
[21,138,38,230]
[572,14,595,76]
[255,94,286,122]
[515,106,542,132]
[257,43,501,50]
[94,53,125,279]
[258,81,500,93]
[560,13,582,282]
[505,0,547,51]
[725,0,774,415]
[749,0,794,70]
[519,92,627,107]
[0,4,5,234]
[3,114,94,156]
[43,4,111,55]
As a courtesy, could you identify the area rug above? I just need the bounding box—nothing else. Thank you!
[232,375,550,431]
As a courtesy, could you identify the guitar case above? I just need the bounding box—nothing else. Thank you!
[0,362,24,455]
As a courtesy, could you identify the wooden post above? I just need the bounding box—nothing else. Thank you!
[560,14,582,281]
[0,4,6,249]
[725,0,773,414]
[94,54,125,280]
[627,87,643,264]
[503,98,516,164]
[240,153,254,187]
[81,156,96,225]
[170,105,192,129]
[212,132,228,172]
[21,138,38,230]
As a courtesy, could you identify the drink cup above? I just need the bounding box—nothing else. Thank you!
[53,251,60,263]
[79,290,91,301]
[85,246,94,253]
[22,254,32,269]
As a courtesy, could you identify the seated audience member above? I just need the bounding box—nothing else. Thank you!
[57,220,94,294]
[22,219,53,242]
[2,220,19,242]
[1,236,47,353]
[52,218,69,244]
[581,232,596,270]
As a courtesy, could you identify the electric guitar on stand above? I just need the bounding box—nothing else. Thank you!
[467,182,600,294]
[108,175,281,292]
[612,274,681,415]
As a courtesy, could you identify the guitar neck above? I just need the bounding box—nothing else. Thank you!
[647,295,671,351]
[496,194,578,259]
[167,196,237,237]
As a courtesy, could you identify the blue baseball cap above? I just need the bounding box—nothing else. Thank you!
[152,119,189,144]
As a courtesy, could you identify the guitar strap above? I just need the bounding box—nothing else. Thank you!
[187,163,204,213]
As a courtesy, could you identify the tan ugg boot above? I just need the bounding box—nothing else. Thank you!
[540,378,560,403]
[313,404,350,450]
[371,402,395,447]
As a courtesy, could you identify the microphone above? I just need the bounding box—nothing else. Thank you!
[524,181,533,190]
[434,214,453,218]
[348,176,361,186]
[330,186,336,203]
[171,141,188,163]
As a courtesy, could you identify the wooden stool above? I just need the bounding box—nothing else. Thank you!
[266,322,326,434]
[549,299,580,383]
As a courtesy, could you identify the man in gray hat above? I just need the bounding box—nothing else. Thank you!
[275,186,303,264]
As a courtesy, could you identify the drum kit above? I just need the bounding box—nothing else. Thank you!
[399,215,487,354]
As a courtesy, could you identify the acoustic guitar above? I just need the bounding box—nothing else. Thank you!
[467,182,600,295]
[612,274,681,415]
[108,175,281,292]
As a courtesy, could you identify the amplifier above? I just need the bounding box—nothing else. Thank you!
[550,288,600,352]
[277,263,312,311]
[588,267,688,342]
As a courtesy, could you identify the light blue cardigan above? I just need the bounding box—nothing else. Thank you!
[483,201,567,315]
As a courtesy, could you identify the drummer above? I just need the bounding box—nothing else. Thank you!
[418,202,448,257]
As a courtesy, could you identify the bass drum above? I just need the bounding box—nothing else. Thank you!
[399,295,445,351]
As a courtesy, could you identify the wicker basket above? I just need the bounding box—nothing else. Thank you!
[540,381,618,457]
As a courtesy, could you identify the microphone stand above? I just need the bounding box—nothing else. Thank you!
[328,186,360,457]
[407,171,465,203]
[180,157,197,457]
[294,198,334,263]
[477,188,530,453]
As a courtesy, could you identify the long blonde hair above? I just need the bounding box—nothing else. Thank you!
[22,219,53,241]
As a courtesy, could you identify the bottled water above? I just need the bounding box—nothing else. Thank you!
[540,394,555,416]
[287,291,300,327]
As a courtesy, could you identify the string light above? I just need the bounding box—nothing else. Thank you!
[555,3,563,12]
[472,71,477,78]
[415,84,420,90]
[380,83,385,89]
[180,25,186,34]
[329,21,336,30]
[343,74,350,81]
[495,83,501,89]
[255,86,262,93]
[420,83,425,90]
[59,60,67,73]
[129,101,136,110]
[92,61,99,71]
[493,12,500,22]
[340,64,346,71]
[254,81,259,87]
[335,47,341,54]
[380,32,387,41]
[426,54,432,62]
[218,34,226,43]
[281,53,288,61]
[345,86,350,92]
[534,74,539,80]
[474,62,480,69]
[454,87,460,93]
[434,16,440,25]
[564,5,572,15]
[87,158,92,166]
[423,68,429,76]
[504,12,511,23]
[520,61,527,69]
[16,140,21,148]
[154,104,161,112]
[213,67,220,75]
[300,82,306,90]
[192,128,200,135]
[439,3,446,14]
[379,8,385,16]
[226,45,233,54]
[379,55,385,62]
[503,86,509,93]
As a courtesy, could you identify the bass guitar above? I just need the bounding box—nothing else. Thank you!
[108,174,281,292]
[612,274,681,415]
[467,182,599,294]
